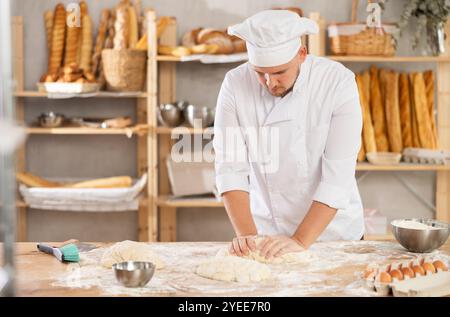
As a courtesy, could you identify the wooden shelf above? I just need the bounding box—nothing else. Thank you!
[356,163,450,171]
[14,91,148,98]
[26,125,148,136]
[328,55,450,63]
[157,195,224,208]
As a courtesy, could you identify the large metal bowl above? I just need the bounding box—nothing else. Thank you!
[112,261,155,287]
[391,218,450,253]
[158,103,184,127]
[183,104,215,128]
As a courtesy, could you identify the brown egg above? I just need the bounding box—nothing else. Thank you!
[376,271,392,284]
[412,265,425,276]
[391,262,402,271]
[389,269,404,281]
[433,260,448,272]
[401,267,415,279]
[422,262,436,275]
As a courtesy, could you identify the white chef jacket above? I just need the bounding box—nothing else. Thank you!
[213,54,365,241]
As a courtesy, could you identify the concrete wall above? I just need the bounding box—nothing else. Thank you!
[9,0,438,242]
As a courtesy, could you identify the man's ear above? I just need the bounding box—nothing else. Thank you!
[298,46,307,62]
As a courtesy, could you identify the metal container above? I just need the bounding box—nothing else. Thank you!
[183,104,215,128]
[112,261,155,288]
[391,219,450,253]
[38,112,65,128]
[157,103,184,127]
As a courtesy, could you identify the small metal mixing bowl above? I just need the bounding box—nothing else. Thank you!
[183,104,215,128]
[158,103,184,127]
[112,261,155,288]
[391,218,450,253]
[38,112,65,128]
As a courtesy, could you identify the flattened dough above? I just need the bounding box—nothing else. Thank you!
[195,256,271,283]
[216,238,316,264]
[100,240,165,269]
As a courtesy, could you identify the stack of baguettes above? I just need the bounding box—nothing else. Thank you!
[356,66,439,162]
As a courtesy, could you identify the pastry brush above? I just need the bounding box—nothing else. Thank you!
[37,243,80,262]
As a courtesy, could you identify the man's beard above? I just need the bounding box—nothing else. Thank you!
[269,85,294,98]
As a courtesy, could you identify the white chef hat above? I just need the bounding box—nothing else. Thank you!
[228,10,318,67]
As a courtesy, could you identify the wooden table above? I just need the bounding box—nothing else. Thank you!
[1,241,449,296]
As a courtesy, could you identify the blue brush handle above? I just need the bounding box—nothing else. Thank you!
[37,243,54,256]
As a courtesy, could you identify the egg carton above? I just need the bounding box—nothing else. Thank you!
[363,257,449,296]
[402,147,450,165]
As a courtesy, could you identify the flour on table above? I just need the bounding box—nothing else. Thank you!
[100,240,165,269]
[195,256,271,283]
[216,238,316,264]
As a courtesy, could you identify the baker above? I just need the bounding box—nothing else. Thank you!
[213,10,364,261]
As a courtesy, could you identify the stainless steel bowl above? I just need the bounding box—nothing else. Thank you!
[112,261,155,288]
[183,104,215,128]
[158,103,184,127]
[391,218,450,253]
[38,112,65,128]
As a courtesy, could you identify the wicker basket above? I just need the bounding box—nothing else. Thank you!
[102,49,147,92]
[328,0,397,56]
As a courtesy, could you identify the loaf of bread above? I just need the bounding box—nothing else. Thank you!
[113,3,130,49]
[66,176,132,188]
[182,27,203,47]
[190,43,219,54]
[79,15,93,72]
[356,71,377,154]
[409,84,421,148]
[156,17,173,40]
[196,29,234,54]
[229,35,247,53]
[398,73,413,148]
[76,1,88,65]
[44,10,54,51]
[16,172,62,188]
[410,72,434,149]
[48,4,66,74]
[369,66,389,152]
[384,70,403,153]
[423,70,438,149]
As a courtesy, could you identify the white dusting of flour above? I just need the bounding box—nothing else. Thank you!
[392,220,441,230]
[51,241,450,297]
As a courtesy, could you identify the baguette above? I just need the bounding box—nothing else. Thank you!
[113,3,130,49]
[44,10,54,52]
[423,70,438,149]
[64,10,81,66]
[16,172,62,188]
[409,78,421,148]
[92,9,110,76]
[399,73,413,148]
[79,14,93,72]
[357,136,366,162]
[128,5,139,48]
[48,4,66,74]
[104,10,116,49]
[384,70,403,153]
[369,66,389,152]
[409,72,434,149]
[356,71,377,154]
[66,176,133,188]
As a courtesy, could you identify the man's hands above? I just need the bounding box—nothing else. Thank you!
[229,235,257,257]
[258,235,305,260]
[229,235,305,260]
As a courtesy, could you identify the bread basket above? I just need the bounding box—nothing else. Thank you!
[328,0,397,56]
[102,49,147,91]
